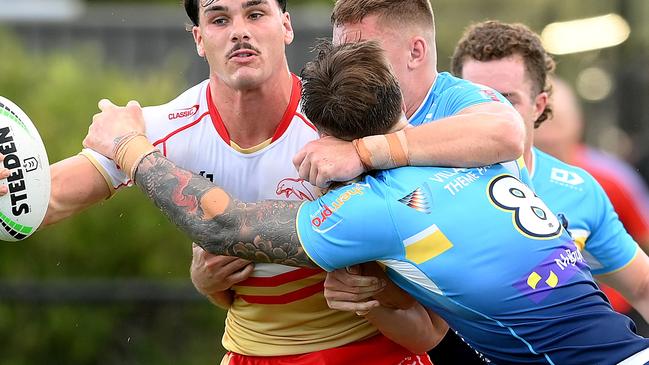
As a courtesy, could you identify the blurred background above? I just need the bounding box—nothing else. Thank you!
[2,0,649,364]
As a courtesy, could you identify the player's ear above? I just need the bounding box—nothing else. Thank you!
[533,91,549,124]
[192,26,206,58]
[282,12,294,45]
[407,36,427,70]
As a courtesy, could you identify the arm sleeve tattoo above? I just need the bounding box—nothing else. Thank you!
[134,151,318,268]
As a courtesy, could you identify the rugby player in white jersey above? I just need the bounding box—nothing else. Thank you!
[7,0,525,363]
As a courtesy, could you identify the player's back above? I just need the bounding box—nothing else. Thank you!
[297,163,649,364]
[379,165,649,364]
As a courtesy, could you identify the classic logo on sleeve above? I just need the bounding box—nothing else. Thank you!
[168,105,199,120]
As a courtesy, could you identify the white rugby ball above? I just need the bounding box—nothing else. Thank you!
[0,96,50,241]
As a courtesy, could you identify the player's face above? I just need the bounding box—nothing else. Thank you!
[333,15,410,90]
[192,0,294,90]
[460,55,547,138]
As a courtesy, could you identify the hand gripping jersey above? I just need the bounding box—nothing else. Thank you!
[531,148,639,276]
[81,75,381,356]
[409,72,532,186]
[296,164,649,364]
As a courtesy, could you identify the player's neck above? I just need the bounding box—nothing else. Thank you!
[209,69,294,148]
[404,69,437,119]
[524,135,534,172]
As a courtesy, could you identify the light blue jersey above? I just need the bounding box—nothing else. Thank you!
[296,165,649,364]
[409,72,506,127]
[410,72,531,187]
[531,148,639,275]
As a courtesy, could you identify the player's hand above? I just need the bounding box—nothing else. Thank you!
[190,243,254,296]
[324,265,386,314]
[359,262,417,310]
[0,154,10,196]
[83,99,146,160]
[292,136,365,188]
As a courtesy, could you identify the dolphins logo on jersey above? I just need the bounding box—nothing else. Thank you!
[276,178,316,201]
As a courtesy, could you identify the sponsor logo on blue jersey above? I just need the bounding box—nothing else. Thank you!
[514,244,587,303]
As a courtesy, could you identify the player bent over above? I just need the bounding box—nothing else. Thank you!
[84,40,649,365]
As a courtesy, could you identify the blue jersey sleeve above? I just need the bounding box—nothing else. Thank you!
[296,180,402,271]
[435,82,509,117]
[583,176,639,275]
[409,73,511,127]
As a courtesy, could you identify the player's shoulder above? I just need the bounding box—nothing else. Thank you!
[434,72,506,104]
[434,72,477,94]
[141,80,210,139]
[533,148,602,194]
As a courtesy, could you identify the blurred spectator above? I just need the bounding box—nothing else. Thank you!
[535,77,649,317]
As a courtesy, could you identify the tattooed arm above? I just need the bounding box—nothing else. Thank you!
[82,99,317,268]
[135,151,319,268]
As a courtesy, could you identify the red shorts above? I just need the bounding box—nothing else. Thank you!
[220,334,433,365]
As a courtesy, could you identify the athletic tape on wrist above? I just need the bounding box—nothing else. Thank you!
[352,138,373,171]
[114,135,157,181]
[386,130,409,167]
[111,131,144,162]
[354,130,409,170]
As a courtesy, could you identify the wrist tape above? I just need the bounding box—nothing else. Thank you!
[113,133,157,181]
[352,130,409,170]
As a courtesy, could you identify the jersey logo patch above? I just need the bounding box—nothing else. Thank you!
[479,88,503,102]
[276,178,316,201]
[514,245,587,303]
[399,187,431,214]
[168,105,199,120]
[550,168,584,186]
[403,224,453,264]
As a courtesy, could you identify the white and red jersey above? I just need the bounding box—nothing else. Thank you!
[82,74,378,356]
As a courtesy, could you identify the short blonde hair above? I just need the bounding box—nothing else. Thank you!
[331,0,434,39]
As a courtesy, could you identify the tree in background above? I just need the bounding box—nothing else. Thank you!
[0,30,227,365]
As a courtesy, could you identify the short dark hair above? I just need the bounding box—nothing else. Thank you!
[451,21,555,128]
[300,40,403,141]
[184,0,287,27]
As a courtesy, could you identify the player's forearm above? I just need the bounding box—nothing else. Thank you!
[405,111,524,167]
[598,252,649,322]
[133,151,317,268]
[43,155,111,227]
[364,303,448,353]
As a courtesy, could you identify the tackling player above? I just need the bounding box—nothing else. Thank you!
[83,40,649,365]
[322,20,649,362]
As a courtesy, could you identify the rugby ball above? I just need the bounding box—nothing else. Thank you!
[0,96,50,241]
